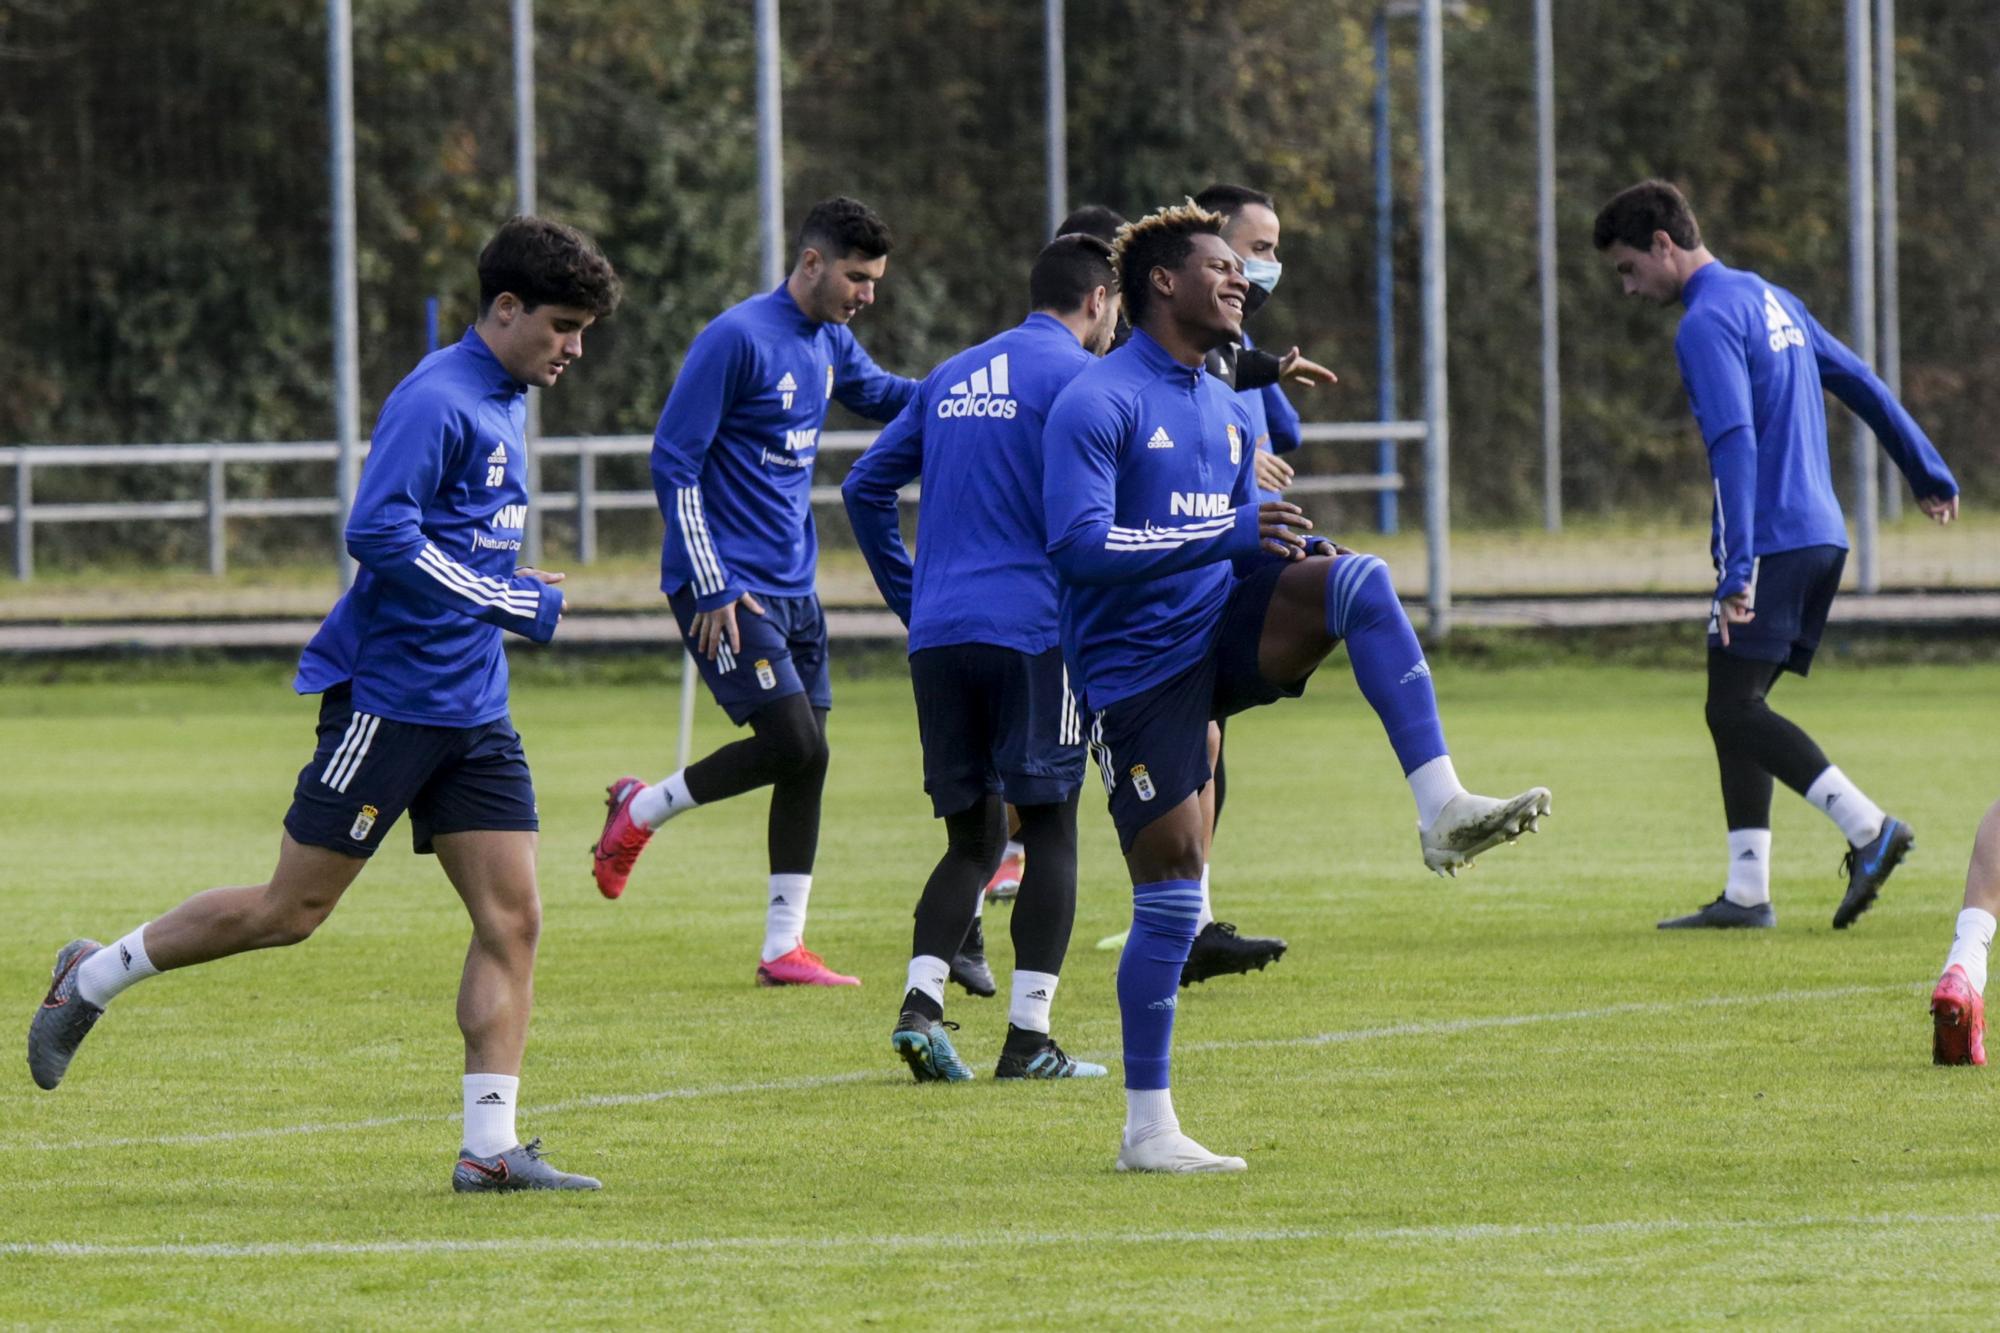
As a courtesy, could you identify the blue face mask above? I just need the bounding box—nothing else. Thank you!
[1242,256,1282,293]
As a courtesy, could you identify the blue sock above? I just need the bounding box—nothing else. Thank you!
[1325,554,1449,774]
[1117,879,1202,1091]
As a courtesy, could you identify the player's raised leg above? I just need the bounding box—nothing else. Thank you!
[1258,552,1552,874]
[30,834,364,1091]
[1933,801,2000,1066]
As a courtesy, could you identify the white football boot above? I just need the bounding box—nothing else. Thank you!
[1116,1129,1248,1174]
[1420,787,1552,876]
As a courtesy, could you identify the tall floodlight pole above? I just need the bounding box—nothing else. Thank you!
[512,0,544,566]
[1044,0,1067,238]
[1846,0,1879,592]
[328,0,361,589]
[1535,0,1560,531]
[1372,12,1397,535]
[1875,0,1901,522]
[756,0,785,291]
[1418,0,1449,638]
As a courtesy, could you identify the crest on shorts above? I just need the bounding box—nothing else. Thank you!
[1129,765,1157,802]
[755,658,777,690]
[349,804,379,841]
[1226,423,1242,466]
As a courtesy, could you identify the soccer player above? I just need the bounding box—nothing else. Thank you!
[592,197,917,986]
[27,217,619,1192]
[1592,180,1958,931]
[1045,202,1550,1172]
[843,234,1122,1082]
[1932,809,2000,1065]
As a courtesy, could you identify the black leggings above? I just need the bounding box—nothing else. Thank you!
[910,788,1082,980]
[683,693,829,875]
[1705,649,1830,830]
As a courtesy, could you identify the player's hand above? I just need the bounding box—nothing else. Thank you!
[1253,450,1294,494]
[519,568,566,620]
[1275,347,1338,390]
[1715,591,1754,647]
[1920,494,1960,526]
[1257,500,1312,560]
[692,591,766,660]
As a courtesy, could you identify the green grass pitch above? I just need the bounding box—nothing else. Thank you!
[3,651,1999,1326]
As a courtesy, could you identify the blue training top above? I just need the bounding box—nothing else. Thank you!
[1043,328,1290,713]
[652,284,917,611]
[296,328,562,728]
[842,313,1093,657]
[1675,261,1957,599]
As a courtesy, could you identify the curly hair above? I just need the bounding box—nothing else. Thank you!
[478,216,621,317]
[1111,201,1225,326]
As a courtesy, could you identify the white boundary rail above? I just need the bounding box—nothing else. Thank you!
[0,423,1421,582]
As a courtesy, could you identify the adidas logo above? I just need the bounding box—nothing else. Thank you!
[936,352,1018,420]
[1399,661,1432,685]
[1146,426,1175,450]
[1738,849,1759,861]
[1762,288,1805,353]
[486,443,508,465]
[1026,989,1051,1001]
[776,371,798,409]
[119,944,133,970]
[1825,793,1842,808]
[770,894,788,905]
[1148,995,1177,1011]
[474,1092,507,1105]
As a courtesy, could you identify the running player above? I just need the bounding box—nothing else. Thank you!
[1046,202,1551,1172]
[843,234,1121,1082]
[27,217,620,1192]
[1592,180,1958,931]
[592,197,917,987]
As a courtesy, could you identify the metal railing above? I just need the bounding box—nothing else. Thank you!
[0,422,1420,581]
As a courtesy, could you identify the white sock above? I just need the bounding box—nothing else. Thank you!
[461,1073,519,1157]
[76,925,159,1008]
[1724,829,1773,907]
[905,954,949,1011]
[1409,755,1465,832]
[1002,839,1025,863]
[1009,970,1059,1034]
[1124,1087,1179,1146]
[1195,864,1214,931]
[1803,766,1886,847]
[763,873,811,962]
[972,886,987,921]
[630,770,698,831]
[1946,908,1997,995]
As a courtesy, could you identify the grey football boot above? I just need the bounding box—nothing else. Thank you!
[453,1137,602,1192]
[28,939,105,1091]
[1657,895,1776,930]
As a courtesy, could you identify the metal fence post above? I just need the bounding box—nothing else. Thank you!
[1373,10,1399,535]
[12,452,29,582]
[1044,0,1067,239]
[1846,0,1879,591]
[1418,0,1450,639]
[1875,0,1901,522]
[1535,0,1560,532]
[207,449,227,577]
[328,0,361,589]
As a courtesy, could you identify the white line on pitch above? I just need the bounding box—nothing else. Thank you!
[5,1211,1999,1262]
[13,982,1915,1153]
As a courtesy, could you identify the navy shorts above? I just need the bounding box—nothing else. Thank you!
[1709,544,1845,677]
[668,588,832,725]
[1088,562,1311,852]
[910,644,1085,817]
[283,687,539,859]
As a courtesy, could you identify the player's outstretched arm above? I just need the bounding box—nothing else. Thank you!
[1803,310,1960,512]
[344,400,563,643]
[831,327,920,423]
[840,395,926,625]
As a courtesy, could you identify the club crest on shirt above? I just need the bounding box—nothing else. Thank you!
[1129,765,1157,802]
[755,658,777,690]
[1227,423,1242,466]
[349,804,379,841]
